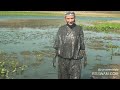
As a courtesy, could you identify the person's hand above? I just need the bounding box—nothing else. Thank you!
[83,57,87,68]
[80,50,87,68]
[53,50,58,68]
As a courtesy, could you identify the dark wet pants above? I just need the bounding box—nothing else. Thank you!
[58,57,82,79]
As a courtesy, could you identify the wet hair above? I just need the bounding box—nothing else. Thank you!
[65,11,75,17]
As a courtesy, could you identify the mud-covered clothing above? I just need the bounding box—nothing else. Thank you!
[54,23,85,59]
[58,57,82,79]
[53,23,85,79]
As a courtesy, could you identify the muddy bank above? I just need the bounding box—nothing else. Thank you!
[0,19,65,28]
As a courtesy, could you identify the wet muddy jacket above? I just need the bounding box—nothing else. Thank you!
[54,24,85,59]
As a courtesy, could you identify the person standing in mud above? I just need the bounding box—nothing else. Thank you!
[53,11,87,79]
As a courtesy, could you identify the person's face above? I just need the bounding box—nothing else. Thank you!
[65,15,75,25]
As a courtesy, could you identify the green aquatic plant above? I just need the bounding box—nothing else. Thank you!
[105,42,119,51]
[0,59,27,79]
[0,51,27,79]
[32,51,45,61]
[113,48,120,56]
[86,40,105,50]
[81,21,120,33]
[105,42,120,59]
[20,51,31,55]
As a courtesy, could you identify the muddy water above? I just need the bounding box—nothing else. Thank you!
[0,27,120,79]
[82,31,120,79]
[0,15,120,79]
[0,27,57,79]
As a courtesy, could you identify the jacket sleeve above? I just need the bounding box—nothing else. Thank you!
[53,28,60,50]
[80,26,85,50]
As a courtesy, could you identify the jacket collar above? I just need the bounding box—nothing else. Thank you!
[66,23,76,29]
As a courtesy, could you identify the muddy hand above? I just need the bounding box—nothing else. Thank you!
[83,55,87,68]
[80,50,87,68]
[53,50,57,68]
[53,58,56,68]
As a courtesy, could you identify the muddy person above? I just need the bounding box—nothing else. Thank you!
[53,11,87,79]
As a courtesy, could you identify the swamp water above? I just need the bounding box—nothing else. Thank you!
[0,16,120,79]
[0,27,120,79]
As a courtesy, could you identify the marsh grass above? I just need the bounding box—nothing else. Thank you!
[87,40,105,50]
[0,11,64,16]
[82,21,120,33]
[0,19,64,28]
[0,51,27,79]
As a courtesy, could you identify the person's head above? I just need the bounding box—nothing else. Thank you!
[64,11,75,26]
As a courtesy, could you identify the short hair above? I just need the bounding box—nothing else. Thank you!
[65,11,75,16]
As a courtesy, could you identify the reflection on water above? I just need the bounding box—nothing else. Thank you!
[0,27,120,79]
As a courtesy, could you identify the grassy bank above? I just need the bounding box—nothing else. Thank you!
[0,11,120,17]
[82,21,120,33]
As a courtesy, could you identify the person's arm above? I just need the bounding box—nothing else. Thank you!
[79,26,87,68]
[80,26,85,50]
[53,28,60,50]
[79,26,85,56]
[53,28,61,68]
